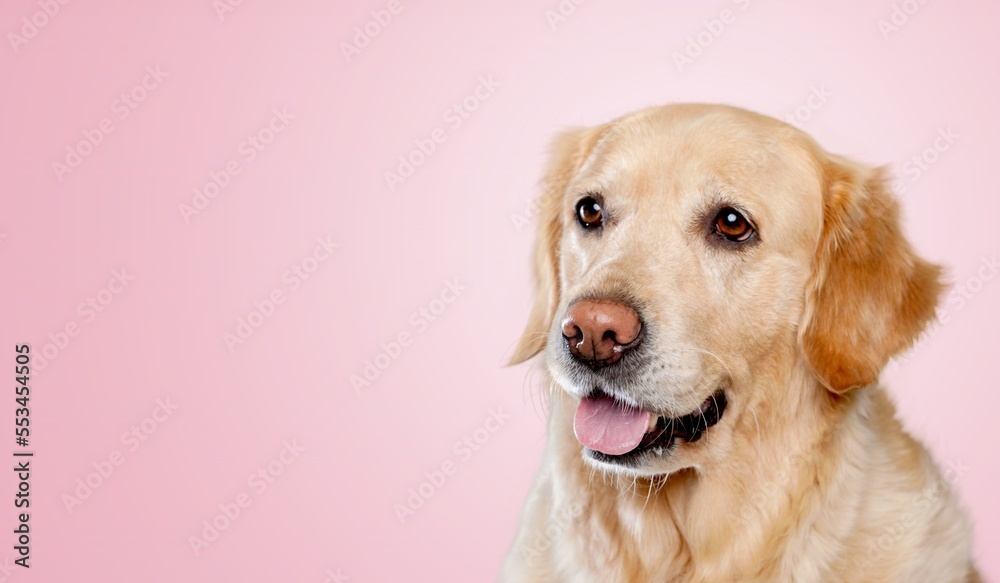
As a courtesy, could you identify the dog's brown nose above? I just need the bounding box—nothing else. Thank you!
[561,299,641,367]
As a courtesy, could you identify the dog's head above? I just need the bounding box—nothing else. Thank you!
[512,104,941,477]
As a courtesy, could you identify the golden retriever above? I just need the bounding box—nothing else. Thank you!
[501,104,980,582]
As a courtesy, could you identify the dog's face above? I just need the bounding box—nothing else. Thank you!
[512,104,941,477]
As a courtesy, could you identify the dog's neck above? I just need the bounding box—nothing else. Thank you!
[540,353,869,581]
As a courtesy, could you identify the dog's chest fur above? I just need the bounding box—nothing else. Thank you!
[503,388,976,583]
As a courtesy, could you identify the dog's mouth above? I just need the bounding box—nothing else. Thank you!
[574,389,727,464]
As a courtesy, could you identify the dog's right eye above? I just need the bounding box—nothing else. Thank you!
[576,197,603,229]
[714,207,754,242]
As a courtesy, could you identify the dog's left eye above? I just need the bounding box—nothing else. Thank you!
[714,208,754,242]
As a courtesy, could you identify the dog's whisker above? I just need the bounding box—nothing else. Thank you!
[683,345,735,381]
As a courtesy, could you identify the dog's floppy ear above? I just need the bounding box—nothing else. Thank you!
[509,126,607,365]
[799,154,943,393]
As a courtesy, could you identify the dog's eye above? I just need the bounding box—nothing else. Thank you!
[714,208,754,242]
[576,197,604,229]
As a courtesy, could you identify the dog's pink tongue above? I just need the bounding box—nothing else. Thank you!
[574,394,651,455]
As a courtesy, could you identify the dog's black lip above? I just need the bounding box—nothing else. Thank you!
[586,389,728,466]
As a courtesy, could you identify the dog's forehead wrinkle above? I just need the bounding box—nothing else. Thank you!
[576,247,623,281]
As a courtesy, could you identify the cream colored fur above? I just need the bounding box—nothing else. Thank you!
[502,104,979,583]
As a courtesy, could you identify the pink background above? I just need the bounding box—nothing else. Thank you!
[2,1,998,580]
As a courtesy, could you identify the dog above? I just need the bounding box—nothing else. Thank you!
[501,104,979,582]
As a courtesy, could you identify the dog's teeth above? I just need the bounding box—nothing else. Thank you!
[648,414,660,431]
